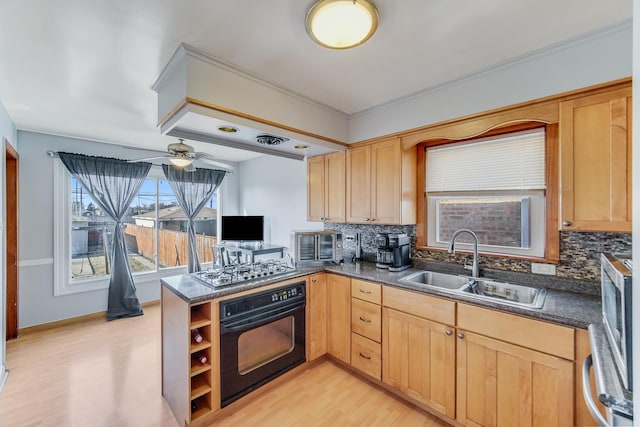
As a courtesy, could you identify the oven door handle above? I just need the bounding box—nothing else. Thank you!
[582,354,609,427]
[220,304,303,334]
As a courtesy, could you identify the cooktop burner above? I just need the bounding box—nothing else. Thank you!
[192,260,297,288]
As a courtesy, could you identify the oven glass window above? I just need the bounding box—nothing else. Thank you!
[237,316,295,375]
[317,234,335,260]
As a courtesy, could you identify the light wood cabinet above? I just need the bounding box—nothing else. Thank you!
[346,137,416,224]
[161,287,218,425]
[327,274,351,364]
[457,303,575,427]
[382,307,456,418]
[456,330,574,427]
[307,152,346,222]
[559,86,632,232]
[307,273,327,361]
[350,279,382,380]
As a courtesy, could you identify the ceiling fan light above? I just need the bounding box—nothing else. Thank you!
[169,157,193,168]
[306,0,378,49]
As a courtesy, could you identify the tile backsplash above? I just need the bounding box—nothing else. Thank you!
[325,222,631,285]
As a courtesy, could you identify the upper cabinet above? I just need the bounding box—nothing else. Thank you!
[307,152,346,222]
[559,86,632,232]
[346,137,417,224]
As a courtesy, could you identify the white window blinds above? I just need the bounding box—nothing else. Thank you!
[426,129,546,192]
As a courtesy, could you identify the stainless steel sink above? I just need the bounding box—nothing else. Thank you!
[399,270,546,309]
[399,271,470,290]
[460,279,546,309]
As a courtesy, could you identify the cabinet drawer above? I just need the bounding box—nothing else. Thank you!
[351,333,381,380]
[457,303,575,359]
[383,286,455,325]
[351,279,381,304]
[351,298,381,342]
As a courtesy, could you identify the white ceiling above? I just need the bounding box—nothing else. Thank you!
[0,0,632,162]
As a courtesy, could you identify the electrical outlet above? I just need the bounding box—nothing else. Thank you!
[344,234,355,242]
[531,262,556,275]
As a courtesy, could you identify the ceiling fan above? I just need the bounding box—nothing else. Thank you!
[127,139,234,172]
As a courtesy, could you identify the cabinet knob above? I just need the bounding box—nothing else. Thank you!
[311,278,316,283]
[457,333,465,339]
[445,330,452,336]
[562,220,572,226]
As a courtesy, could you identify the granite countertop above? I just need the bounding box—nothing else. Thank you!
[161,261,601,329]
[588,323,633,419]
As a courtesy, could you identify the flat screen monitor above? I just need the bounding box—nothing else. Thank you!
[221,215,264,242]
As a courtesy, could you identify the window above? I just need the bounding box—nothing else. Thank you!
[425,129,546,258]
[56,164,219,295]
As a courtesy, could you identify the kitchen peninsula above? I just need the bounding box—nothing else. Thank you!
[161,261,601,426]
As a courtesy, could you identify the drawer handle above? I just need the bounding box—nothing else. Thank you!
[359,316,372,323]
[359,352,371,360]
[359,289,372,295]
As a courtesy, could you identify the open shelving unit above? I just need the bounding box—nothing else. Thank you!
[189,302,213,422]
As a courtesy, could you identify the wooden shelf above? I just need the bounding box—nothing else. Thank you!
[190,339,211,354]
[190,311,210,329]
[190,375,211,400]
[190,358,211,377]
[191,405,210,421]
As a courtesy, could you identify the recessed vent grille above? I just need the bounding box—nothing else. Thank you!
[255,134,289,145]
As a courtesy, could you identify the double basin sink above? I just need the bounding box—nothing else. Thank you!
[399,270,546,309]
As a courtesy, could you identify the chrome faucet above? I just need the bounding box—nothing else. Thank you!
[448,229,480,278]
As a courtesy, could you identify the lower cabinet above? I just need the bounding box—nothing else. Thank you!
[456,330,574,427]
[307,273,327,361]
[382,307,456,419]
[327,274,351,364]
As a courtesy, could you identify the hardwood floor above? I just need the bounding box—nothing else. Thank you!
[0,303,452,427]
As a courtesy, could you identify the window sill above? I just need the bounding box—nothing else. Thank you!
[56,265,194,296]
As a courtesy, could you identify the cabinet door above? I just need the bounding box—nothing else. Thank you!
[307,155,326,222]
[327,274,351,364]
[456,330,574,427]
[307,274,327,361]
[370,138,402,224]
[382,308,456,418]
[325,151,346,222]
[560,87,632,232]
[346,145,372,223]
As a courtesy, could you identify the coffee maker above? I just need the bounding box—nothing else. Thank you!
[376,233,411,271]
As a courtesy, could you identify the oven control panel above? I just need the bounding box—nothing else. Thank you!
[220,282,306,320]
[271,287,299,302]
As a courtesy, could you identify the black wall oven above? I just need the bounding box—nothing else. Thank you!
[219,282,306,407]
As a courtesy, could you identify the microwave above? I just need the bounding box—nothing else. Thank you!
[290,230,343,266]
[601,252,633,390]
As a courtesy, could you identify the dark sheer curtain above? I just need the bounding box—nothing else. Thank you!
[162,165,227,273]
[58,153,152,320]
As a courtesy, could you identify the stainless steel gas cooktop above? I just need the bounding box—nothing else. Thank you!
[192,260,296,288]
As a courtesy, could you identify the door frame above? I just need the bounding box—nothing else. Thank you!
[5,141,18,339]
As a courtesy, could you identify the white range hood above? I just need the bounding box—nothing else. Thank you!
[153,44,349,161]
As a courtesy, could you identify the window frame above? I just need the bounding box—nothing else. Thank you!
[415,122,559,262]
[54,163,218,296]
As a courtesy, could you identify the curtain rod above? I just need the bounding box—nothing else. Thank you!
[46,150,233,174]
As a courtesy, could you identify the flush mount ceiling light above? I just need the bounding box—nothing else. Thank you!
[306,0,379,49]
